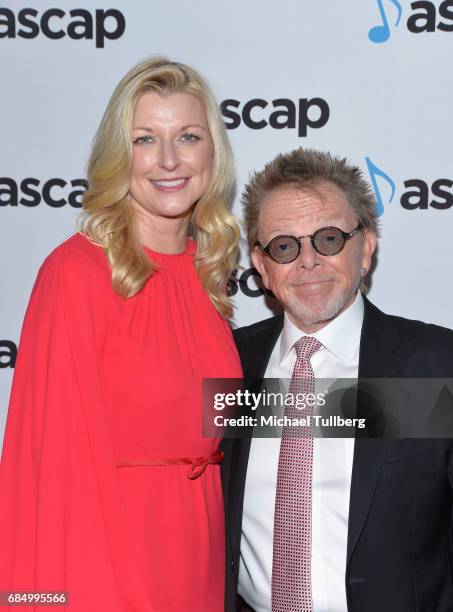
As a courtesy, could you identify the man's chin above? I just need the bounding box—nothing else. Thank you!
[287,297,347,331]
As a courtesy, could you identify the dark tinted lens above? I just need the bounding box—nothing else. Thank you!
[313,227,345,255]
[268,236,300,263]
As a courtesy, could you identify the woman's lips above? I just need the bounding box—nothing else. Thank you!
[150,178,189,192]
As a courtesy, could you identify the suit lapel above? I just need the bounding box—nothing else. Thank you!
[347,298,402,562]
[241,315,284,383]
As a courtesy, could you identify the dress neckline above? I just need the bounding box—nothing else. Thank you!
[143,238,196,266]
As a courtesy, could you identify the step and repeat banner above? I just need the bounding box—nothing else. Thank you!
[1,0,452,445]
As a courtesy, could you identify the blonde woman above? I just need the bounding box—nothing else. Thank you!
[0,58,242,611]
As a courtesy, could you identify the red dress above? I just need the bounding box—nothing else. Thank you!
[0,233,242,611]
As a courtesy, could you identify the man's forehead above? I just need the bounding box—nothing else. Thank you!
[259,181,353,225]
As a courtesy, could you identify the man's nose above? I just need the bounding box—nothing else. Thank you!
[296,237,320,270]
[158,141,181,171]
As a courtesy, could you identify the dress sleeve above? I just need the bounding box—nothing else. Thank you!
[0,246,154,611]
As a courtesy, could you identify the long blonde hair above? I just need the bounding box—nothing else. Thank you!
[79,57,239,317]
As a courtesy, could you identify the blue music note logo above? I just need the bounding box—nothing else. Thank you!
[368,0,403,43]
[365,157,395,216]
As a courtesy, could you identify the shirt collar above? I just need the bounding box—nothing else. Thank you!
[280,292,364,365]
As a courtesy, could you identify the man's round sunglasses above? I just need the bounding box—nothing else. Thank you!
[255,225,362,264]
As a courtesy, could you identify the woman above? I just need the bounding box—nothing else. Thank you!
[0,58,242,611]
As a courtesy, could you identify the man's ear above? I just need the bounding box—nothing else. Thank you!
[361,230,377,271]
[251,247,270,289]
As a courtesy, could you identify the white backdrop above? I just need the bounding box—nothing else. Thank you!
[1,0,452,446]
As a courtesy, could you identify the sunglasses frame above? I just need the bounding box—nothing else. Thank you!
[255,225,363,264]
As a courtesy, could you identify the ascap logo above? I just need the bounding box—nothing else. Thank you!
[365,157,396,216]
[0,8,126,48]
[368,0,403,42]
[0,341,16,369]
[401,178,453,209]
[369,0,453,43]
[221,98,330,137]
[365,158,453,212]
[0,177,88,208]
[407,0,453,33]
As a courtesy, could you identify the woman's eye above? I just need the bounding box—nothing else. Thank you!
[180,133,201,143]
[133,135,154,144]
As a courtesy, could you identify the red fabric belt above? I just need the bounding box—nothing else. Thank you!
[116,450,224,480]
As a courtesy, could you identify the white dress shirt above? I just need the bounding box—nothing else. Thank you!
[238,293,364,612]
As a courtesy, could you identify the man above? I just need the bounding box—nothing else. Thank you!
[222,148,453,612]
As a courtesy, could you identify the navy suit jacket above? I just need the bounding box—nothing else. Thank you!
[222,298,453,612]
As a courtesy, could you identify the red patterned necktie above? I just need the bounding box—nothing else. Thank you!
[272,336,322,612]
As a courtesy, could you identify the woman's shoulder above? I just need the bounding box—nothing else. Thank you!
[48,232,107,261]
[40,233,111,286]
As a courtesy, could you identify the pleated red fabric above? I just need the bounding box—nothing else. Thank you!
[0,233,242,612]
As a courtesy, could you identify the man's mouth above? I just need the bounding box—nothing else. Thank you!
[293,278,333,287]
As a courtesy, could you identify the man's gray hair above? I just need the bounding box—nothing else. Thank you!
[242,147,379,251]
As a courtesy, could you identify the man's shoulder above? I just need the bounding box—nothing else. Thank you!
[233,314,284,343]
[366,300,453,376]
[392,315,453,364]
[370,300,453,349]
[232,314,284,370]
[391,312,453,343]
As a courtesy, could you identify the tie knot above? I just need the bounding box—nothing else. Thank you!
[294,336,322,361]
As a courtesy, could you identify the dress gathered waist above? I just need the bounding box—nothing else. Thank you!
[116,450,224,480]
